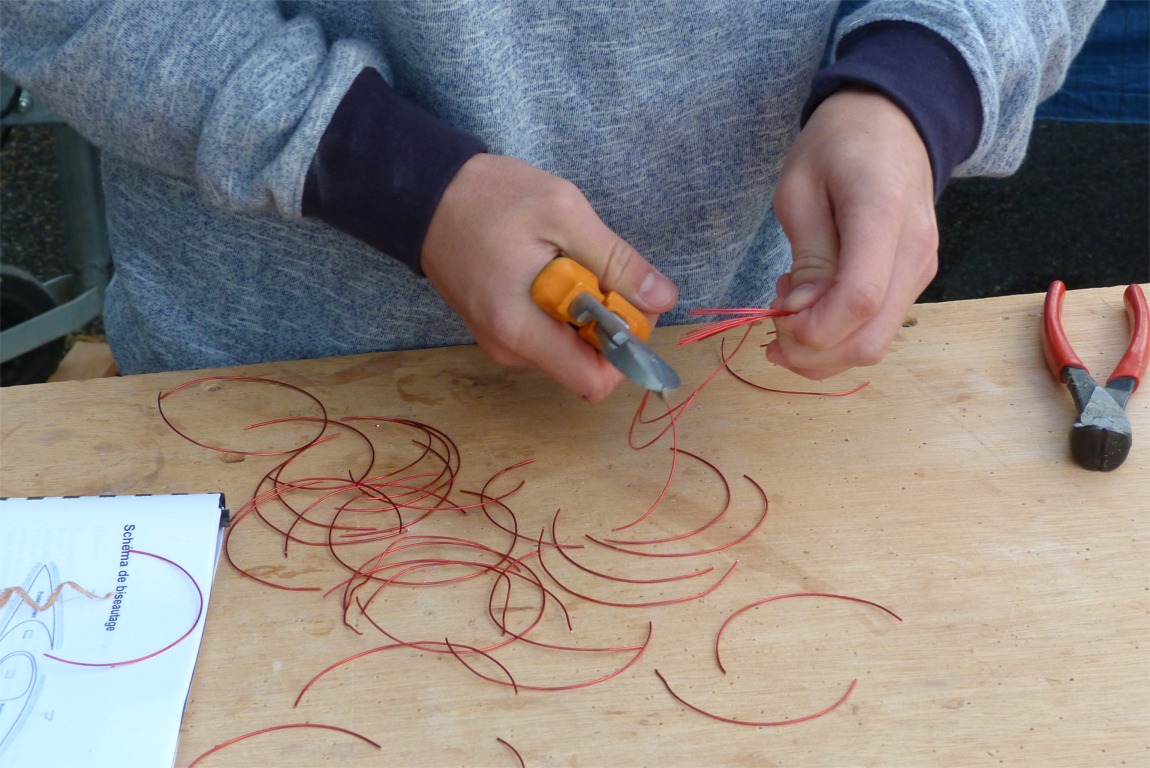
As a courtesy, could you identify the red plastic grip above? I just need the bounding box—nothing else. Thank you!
[1041,280,1086,379]
[1108,283,1149,390]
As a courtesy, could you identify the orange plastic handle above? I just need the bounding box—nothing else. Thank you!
[530,257,650,350]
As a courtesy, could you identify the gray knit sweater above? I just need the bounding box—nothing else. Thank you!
[0,1,1101,374]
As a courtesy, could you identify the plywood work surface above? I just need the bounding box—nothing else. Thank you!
[1,286,1146,767]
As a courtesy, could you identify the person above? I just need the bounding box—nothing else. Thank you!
[0,2,1103,401]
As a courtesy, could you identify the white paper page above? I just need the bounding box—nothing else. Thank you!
[0,493,224,768]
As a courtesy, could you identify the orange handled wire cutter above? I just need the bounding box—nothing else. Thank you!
[531,256,680,393]
[1041,280,1149,471]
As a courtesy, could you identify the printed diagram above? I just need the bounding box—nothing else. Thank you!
[0,563,61,756]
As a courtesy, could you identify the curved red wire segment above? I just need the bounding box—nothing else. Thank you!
[618,314,793,544]
[550,508,716,585]
[296,555,564,705]
[601,448,732,545]
[44,549,203,668]
[157,370,881,755]
[447,622,653,692]
[611,393,678,532]
[350,558,552,655]
[654,668,858,727]
[587,474,769,559]
[537,533,739,608]
[483,550,652,655]
[719,336,870,397]
[187,722,381,767]
[294,642,406,707]
[653,593,902,728]
[157,375,329,456]
[444,637,520,694]
[628,325,754,450]
[677,307,796,346]
[497,737,527,768]
[222,478,328,592]
[485,547,573,635]
[715,592,902,674]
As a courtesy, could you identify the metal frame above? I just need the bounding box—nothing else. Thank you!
[1,76,111,364]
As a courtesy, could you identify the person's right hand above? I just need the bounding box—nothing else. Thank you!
[421,153,678,402]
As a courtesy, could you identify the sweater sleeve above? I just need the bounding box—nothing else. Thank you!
[803,21,981,200]
[813,0,1106,184]
[0,1,391,221]
[300,69,487,275]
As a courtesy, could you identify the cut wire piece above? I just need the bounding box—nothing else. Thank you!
[655,592,901,727]
[497,737,527,768]
[188,723,381,767]
[655,668,858,727]
[678,307,796,346]
[44,549,203,668]
[587,475,769,558]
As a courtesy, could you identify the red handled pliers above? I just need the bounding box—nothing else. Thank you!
[1041,281,1149,471]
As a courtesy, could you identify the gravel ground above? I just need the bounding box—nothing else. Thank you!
[2,125,70,283]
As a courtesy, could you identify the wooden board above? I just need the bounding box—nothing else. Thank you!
[1,286,1146,767]
[48,339,117,382]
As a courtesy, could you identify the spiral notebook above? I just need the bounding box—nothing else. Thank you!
[0,493,227,768]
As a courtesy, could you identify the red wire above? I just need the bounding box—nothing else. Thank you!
[447,622,654,692]
[159,370,885,757]
[715,592,902,674]
[443,637,521,694]
[611,392,678,531]
[600,448,732,545]
[655,668,858,727]
[677,307,795,346]
[187,722,381,767]
[294,643,407,707]
[587,474,769,558]
[650,593,901,728]
[718,335,870,397]
[497,737,527,768]
[537,535,740,608]
[443,634,522,694]
[157,375,329,456]
[44,549,203,668]
[550,507,716,584]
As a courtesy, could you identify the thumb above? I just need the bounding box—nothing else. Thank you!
[773,178,839,314]
[559,219,678,315]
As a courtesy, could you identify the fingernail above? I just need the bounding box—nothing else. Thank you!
[639,271,677,309]
[781,282,818,312]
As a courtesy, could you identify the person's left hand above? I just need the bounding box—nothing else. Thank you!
[766,86,939,380]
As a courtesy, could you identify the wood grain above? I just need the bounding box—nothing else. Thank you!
[1,286,1145,767]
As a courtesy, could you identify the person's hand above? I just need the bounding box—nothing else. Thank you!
[766,87,939,380]
[421,153,678,401]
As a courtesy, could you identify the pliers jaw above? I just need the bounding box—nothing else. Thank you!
[1063,367,1133,471]
[1043,281,1148,472]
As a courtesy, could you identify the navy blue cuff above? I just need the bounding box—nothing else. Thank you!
[802,21,981,200]
[302,68,487,274]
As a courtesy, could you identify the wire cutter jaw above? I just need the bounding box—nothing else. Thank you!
[1062,367,1134,471]
[1043,281,1148,472]
[532,257,681,394]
